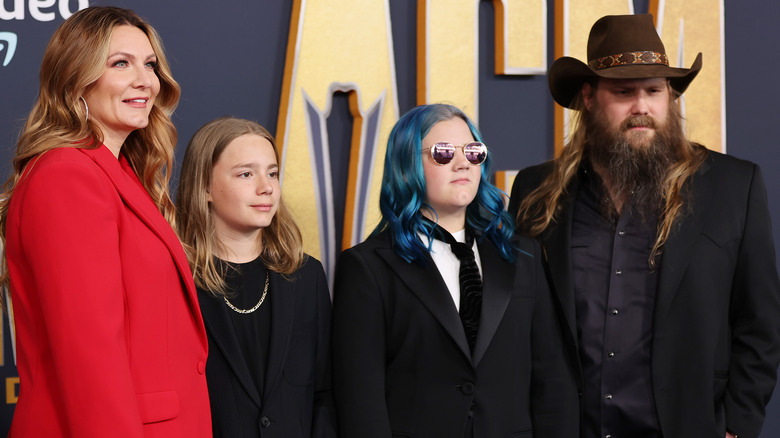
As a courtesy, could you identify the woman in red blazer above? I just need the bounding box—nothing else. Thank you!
[0,7,212,437]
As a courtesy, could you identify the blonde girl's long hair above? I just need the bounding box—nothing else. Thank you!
[0,6,181,296]
[176,117,304,296]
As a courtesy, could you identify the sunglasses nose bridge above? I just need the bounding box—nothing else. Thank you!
[453,146,473,165]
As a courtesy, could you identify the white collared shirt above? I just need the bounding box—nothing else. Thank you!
[418,228,483,311]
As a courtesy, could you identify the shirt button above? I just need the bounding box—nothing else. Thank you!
[611,309,619,316]
[618,230,625,236]
[197,360,206,374]
[605,435,612,438]
[608,352,615,358]
[605,394,613,400]
[615,269,622,275]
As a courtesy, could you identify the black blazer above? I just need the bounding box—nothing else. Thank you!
[508,150,780,438]
[198,256,336,438]
[332,231,578,438]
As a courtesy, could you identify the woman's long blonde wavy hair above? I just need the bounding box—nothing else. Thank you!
[516,83,708,265]
[176,117,304,296]
[0,6,181,298]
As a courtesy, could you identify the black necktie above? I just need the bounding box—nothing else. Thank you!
[433,226,483,352]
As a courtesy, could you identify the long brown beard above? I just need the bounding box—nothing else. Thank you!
[584,101,686,219]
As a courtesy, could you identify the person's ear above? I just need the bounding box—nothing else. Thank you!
[582,82,595,111]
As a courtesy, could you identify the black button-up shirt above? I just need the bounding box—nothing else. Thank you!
[572,166,662,438]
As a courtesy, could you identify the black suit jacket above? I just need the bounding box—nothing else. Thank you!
[332,231,578,438]
[198,256,336,438]
[508,150,780,438]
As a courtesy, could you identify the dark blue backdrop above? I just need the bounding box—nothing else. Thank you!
[0,0,778,435]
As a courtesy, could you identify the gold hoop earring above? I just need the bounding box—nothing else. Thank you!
[79,96,89,122]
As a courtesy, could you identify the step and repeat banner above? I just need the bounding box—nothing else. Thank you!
[1,0,779,435]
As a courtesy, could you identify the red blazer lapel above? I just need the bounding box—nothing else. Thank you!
[79,146,207,346]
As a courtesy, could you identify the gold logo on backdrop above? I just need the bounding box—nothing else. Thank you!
[417,0,547,120]
[276,0,399,280]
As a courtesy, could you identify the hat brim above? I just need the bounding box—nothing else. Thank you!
[548,52,702,108]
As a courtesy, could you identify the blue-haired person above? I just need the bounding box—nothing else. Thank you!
[332,104,577,438]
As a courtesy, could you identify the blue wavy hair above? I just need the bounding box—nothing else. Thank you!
[372,104,515,264]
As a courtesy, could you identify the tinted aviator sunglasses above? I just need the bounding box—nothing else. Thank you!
[423,142,488,165]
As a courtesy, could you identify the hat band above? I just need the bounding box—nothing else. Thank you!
[589,51,669,70]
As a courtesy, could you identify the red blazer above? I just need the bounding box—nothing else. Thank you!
[5,145,212,437]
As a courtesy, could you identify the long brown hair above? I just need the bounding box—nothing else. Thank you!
[176,117,304,296]
[0,6,181,294]
[516,83,708,264]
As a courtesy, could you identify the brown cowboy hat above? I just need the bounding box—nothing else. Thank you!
[548,14,702,108]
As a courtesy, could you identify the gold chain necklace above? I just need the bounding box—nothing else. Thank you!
[223,271,269,314]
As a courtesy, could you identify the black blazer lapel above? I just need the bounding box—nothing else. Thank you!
[655,159,714,324]
[542,185,579,353]
[262,271,296,402]
[199,292,263,408]
[472,240,514,367]
[375,246,472,362]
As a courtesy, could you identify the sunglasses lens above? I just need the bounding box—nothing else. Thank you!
[463,142,487,164]
[431,143,455,164]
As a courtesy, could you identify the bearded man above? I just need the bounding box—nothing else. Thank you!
[508,14,780,438]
